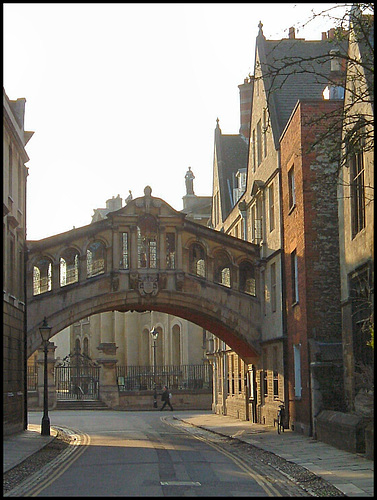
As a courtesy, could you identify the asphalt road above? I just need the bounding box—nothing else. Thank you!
[27,410,307,497]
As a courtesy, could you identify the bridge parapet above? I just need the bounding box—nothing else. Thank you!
[27,188,261,361]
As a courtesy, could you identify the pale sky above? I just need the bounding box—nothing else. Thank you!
[4,3,347,240]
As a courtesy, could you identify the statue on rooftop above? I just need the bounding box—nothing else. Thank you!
[185,167,195,195]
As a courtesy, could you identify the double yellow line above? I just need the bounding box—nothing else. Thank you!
[162,417,282,497]
[6,427,90,497]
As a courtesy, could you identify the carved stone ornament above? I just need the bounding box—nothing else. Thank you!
[138,274,159,296]
[111,272,119,292]
[176,272,185,291]
[135,186,162,212]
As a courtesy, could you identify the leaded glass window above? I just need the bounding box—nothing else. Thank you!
[121,232,129,269]
[190,243,206,277]
[60,248,79,287]
[87,241,105,278]
[33,258,52,295]
[214,252,231,288]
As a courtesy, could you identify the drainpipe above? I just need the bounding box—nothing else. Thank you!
[23,243,28,430]
[238,200,247,240]
[278,149,290,429]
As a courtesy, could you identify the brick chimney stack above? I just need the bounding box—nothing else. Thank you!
[238,77,253,140]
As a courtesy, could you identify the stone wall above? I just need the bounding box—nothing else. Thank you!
[316,410,366,453]
[118,390,212,411]
[3,301,26,436]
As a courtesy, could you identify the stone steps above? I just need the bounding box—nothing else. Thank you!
[56,399,109,410]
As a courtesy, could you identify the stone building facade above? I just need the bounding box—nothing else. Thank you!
[208,23,347,432]
[3,88,33,435]
[336,9,374,455]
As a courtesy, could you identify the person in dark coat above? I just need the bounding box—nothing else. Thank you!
[160,385,174,411]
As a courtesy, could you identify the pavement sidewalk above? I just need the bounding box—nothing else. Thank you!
[3,424,57,474]
[175,411,374,497]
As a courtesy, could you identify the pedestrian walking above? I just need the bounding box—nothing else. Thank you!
[160,385,174,411]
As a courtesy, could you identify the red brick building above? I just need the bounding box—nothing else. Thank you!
[280,99,345,435]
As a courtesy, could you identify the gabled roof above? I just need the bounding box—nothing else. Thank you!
[214,121,249,220]
[256,26,347,147]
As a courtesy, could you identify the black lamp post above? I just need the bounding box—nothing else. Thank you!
[150,328,158,408]
[39,317,52,436]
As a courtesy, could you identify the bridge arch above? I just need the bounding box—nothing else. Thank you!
[26,188,262,364]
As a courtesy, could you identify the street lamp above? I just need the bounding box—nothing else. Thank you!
[39,317,52,436]
[150,327,158,408]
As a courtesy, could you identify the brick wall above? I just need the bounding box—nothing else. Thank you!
[280,100,343,434]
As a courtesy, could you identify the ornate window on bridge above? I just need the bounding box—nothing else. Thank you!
[60,248,79,287]
[120,232,129,269]
[33,257,52,295]
[214,251,231,288]
[166,232,176,269]
[189,243,206,278]
[137,214,158,269]
[137,228,157,268]
[87,241,105,278]
[239,261,256,296]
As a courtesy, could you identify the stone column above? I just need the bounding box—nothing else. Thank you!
[112,227,120,271]
[159,225,166,270]
[97,342,119,408]
[114,312,127,366]
[78,253,87,283]
[130,225,138,270]
[51,260,60,292]
[100,311,114,344]
[37,341,57,410]
[176,229,183,270]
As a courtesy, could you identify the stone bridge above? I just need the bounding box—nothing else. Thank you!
[26,187,261,363]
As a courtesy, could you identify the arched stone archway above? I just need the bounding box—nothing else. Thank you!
[26,188,261,365]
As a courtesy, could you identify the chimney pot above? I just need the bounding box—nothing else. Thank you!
[289,27,295,39]
[328,28,335,39]
[322,32,327,40]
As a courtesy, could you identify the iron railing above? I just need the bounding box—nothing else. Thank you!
[27,366,38,391]
[116,364,213,392]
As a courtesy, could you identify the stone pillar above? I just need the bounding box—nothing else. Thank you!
[100,311,114,344]
[130,225,138,270]
[51,261,60,292]
[114,312,127,366]
[112,227,120,271]
[176,229,183,270]
[78,253,87,283]
[37,341,57,410]
[97,342,119,408]
[159,225,166,270]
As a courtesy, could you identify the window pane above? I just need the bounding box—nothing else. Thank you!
[293,344,302,398]
[121,232,129,269]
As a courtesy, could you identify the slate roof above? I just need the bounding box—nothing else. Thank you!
[257,30,347,146]
[214,124,249,220]
[91,208,111,223]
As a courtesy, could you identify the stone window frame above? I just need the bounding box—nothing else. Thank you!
[189,242,207,278]
[33,256,53,295]
[60,247,80,287]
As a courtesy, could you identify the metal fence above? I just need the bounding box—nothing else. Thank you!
[116,364,213,392]
[27,366,38,391]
